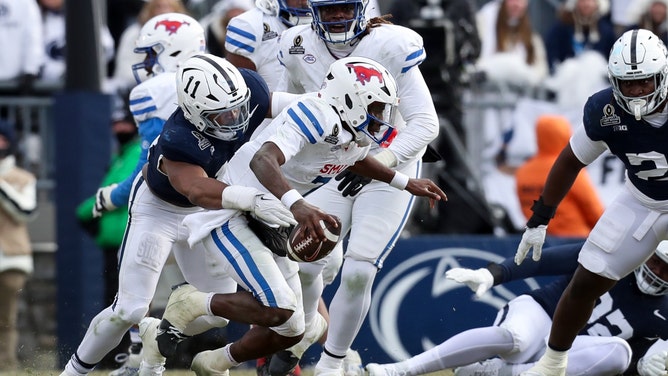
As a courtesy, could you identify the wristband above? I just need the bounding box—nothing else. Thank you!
[527,196,557,227]
[280,189,303,208]
[389,172,409,190]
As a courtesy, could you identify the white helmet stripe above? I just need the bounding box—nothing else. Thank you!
[195,54,238,92]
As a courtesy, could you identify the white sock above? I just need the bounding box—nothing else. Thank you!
[324,259,376,356]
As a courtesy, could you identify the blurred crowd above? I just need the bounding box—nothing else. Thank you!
[1,0,666,236]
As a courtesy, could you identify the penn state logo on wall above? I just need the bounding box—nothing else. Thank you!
[368,247,541,362]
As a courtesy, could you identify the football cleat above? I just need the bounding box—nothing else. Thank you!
[156,283,207,357]
[191,349,230,376]
[109,343,142,376]
[138,317,166,376]
[342,349,363,376]
[454,358,506,376]
[364,363,408,376]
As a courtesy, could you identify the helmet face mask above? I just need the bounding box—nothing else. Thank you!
[132,13,206,84]
[201,101,251,141]
[608,29,668,120]
[177,54,252,141]
[308,0,367,44]
[635,242,668,296]
[278,0,313,26]
[320,57,399,146]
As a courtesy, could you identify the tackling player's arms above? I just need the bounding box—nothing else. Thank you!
[250,141,339,241]
[157,157,228,209]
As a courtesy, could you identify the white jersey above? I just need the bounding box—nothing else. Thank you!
[0,0,44,79]
[128,72,178,124]
[184,96,370,244]
[277,24,439,168]
[225,8,287,90]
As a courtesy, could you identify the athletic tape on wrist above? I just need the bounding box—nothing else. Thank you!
[281,189,303,209]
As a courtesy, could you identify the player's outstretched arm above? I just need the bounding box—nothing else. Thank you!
[515,144,586,265]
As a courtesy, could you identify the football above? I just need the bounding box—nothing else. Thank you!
[286,218,341,262]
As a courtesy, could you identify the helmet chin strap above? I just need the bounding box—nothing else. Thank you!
[629,98,646,120]
[341,121,369,146]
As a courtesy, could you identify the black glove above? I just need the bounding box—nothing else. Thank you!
[334,169,372,197]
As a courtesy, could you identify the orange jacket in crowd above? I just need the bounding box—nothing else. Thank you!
[515,115,604,237]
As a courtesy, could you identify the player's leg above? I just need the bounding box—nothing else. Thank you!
[317,164,418,375]
[61,183,182,376]
[368,295,550,376]
[524,190,666,376]
[159,216,305,372]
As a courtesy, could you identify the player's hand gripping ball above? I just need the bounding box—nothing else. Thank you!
[286,218,341,262]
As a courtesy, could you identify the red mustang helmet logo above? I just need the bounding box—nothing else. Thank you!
[346,63,383,85]
[155,19,190,35]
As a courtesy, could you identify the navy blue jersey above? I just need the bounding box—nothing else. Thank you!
[495,242,668,343]
[583,88,668,200]
[145,68,270,207]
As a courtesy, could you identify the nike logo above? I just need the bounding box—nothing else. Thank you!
[654,309,666,321]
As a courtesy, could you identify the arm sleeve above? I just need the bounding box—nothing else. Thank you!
[22,1,44,75]
[492,242,583,284]
[0,178,37,223]
[385,66,440,165]
[110,117,164,207]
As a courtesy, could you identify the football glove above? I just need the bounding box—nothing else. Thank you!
[445,267,494,298]
[514,225,547,265]
[92,184,118,218]
[222,185,297,227]
[637,351,668,376]
[334,169,372,197]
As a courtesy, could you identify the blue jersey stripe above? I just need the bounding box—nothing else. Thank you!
[129,96,152,105]
[212,224,278,306]
[288,107,317,144]
[297,102,325,136]
[225,36,255,53]
[227,25,256,41]
[132,105,157,116]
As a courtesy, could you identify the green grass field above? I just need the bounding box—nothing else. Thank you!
[0,349,454,376]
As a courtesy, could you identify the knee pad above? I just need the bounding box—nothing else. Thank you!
[270,308,305,338]
[112,298,151,325]
[299,261,326,286]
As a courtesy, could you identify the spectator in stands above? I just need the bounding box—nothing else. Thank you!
[627,0,668,45]
[38,0,115,83]
[389,0,489,234]
[0,0,45,95]
[609,0,635,36]
[515,115,604,238]
[544,0,617,74]
[112,0,190,90]
[0,120,37,372]
[473,0,549,234]
[475,0,549,88]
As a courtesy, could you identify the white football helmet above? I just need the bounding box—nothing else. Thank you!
[320,56,399,146]
[608,28,668,120]
[176,54,251,141]
[308,0,367,44]
[256,0,280,16]
[635,241,668,296]
[132,13,206,84]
